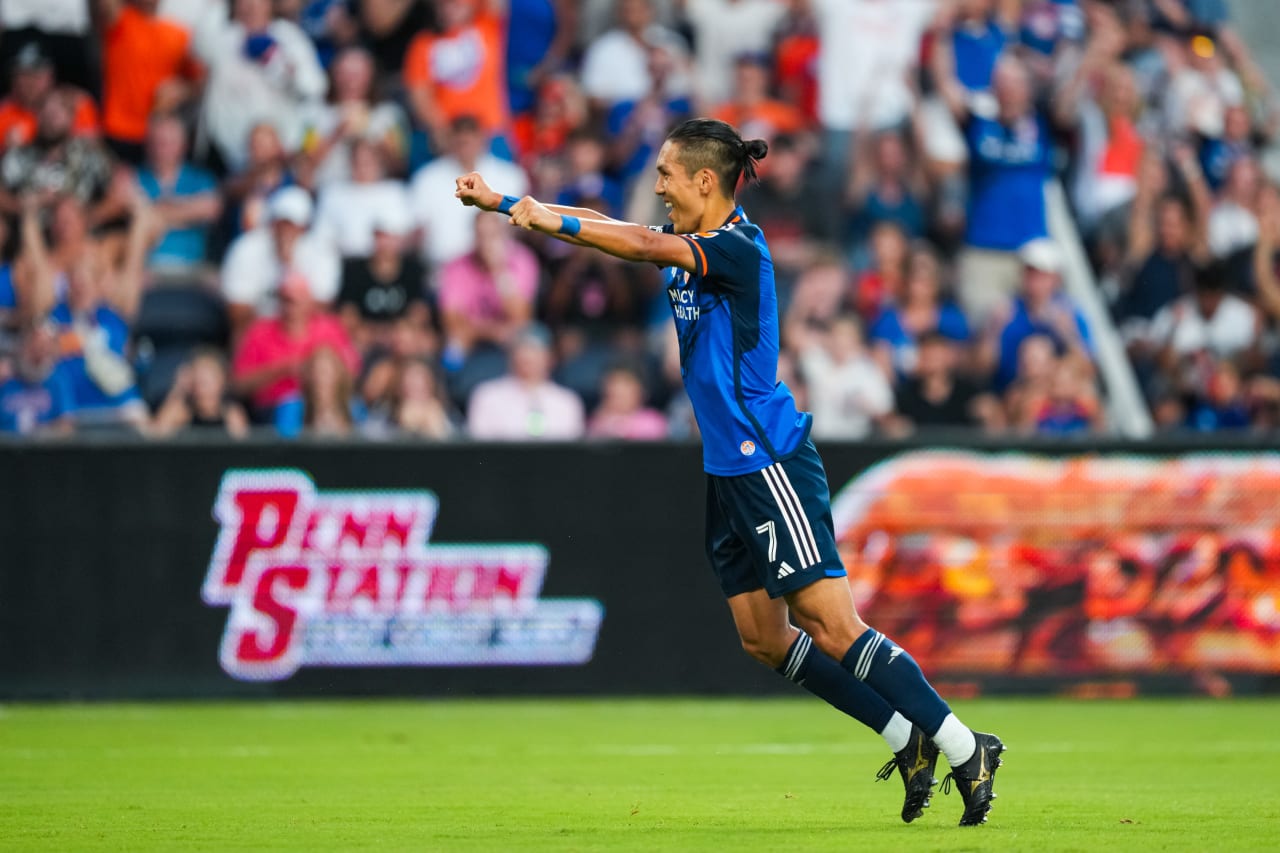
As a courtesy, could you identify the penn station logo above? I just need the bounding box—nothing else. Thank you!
[202,469,604,681]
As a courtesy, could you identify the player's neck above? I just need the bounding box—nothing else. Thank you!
[694,197,738,233]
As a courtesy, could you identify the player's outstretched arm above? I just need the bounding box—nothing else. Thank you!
[455,172,697,271]
[455,172,618,223]
[508,196,698,272]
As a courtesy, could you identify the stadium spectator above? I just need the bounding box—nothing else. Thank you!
[0,43,99,152]
[335,202,432,359]
[809,0,933,183]
[134,115,221,275]
[1054,12,1145,235]
[679,0,787,108]
[511,74,588,171]
[198,0,328,172]
[0,92,117,220]
[302,46,409,188]
[506,0,576,120]
[603,43,693,188]
[933,40,1055,325]
[1001,332,1056,430]
[847,127,928,244]
[1146,259,1261,369]
[979,239,1092,392]
[553,130,627,219]
[349,0,436,83]
[710,52,807,148]
[44,198,155,428]
[1183,357,1252,432]
[882,331,998,434]
[149,346,250,437]
[221,186,340,335]
[737,134,836,295]
[276,343,362,437]
[1207,154,1262,260]
[410,114,528,267]
[586,362,667,440]
[772,0,819,124]
[382,356,455,439]
[0,0,96,94]
[1199,103,1260,193]
[850,221,909,322]
[231,270,359,418]
[542,231,658,408]
[1114,150,1208,351]
[438,212,538,381]
[1029,353,1104,436]
[98,0,200,165]
[403,0,510,152]
[868,245,970,381]
[312,139,413,258]
[579,0,692,110]
[466,324,584,440]
[220,122,297,239]
[1164,27,1245,141]
[784,251,854,343]
[0,320,75,434]
[797,313,893,440]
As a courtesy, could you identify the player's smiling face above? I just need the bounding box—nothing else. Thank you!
[654,141,705,234]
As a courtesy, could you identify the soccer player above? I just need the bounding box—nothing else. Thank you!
[454,118,1004,826]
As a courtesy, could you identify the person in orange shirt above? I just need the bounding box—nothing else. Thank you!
[402,0,510,153]
[711,53,807,149]
[97,0,201,164]
[0,45,99,152]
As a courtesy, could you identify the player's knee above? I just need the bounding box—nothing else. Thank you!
[797,617,867,661]
[739,632,789,668]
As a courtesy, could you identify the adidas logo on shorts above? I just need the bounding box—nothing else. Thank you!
[777,561,796,579]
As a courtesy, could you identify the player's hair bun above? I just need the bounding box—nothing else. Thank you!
[745,138,769,160]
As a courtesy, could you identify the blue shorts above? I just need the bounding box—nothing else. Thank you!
[705,440,847,599]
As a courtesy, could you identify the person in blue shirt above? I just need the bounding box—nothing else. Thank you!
[932,28,1056,328]
[135,115,222,273]
[0,322,75,435]
[454,118,1004,827]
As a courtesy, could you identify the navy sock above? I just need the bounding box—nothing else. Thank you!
[841,628,951,736]
[776,630,896,733]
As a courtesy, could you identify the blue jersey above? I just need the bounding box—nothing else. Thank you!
[664,207,810,476]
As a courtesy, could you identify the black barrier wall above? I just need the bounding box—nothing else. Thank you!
[3,438,1279,699]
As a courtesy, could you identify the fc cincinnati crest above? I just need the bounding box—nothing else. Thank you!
[740,441,756,456]
[203,469,604,681]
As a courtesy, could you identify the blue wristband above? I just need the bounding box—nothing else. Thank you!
[497,195,520,215]
[558,215,582,237]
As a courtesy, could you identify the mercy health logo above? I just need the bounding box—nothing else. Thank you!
[203,469,604,681]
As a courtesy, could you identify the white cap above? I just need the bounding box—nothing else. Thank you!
[1019,238,1062,274]
[267,187,314,226]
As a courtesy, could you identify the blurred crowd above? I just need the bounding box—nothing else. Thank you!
[1,0,1278,440]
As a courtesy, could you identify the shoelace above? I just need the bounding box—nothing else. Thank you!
[875,758,897,782]
[940,772,956,795]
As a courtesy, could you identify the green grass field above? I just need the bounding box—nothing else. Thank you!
[3,698,1279,851]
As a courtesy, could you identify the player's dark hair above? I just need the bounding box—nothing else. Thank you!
[666,118,768,196]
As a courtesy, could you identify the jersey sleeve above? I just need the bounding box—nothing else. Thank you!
[677,226,760,293]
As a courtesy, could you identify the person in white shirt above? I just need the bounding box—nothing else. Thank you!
[301,46,409,189]
[810,0,933,181]
[196,0,328,171]
[800,313,894,440]
[221,186,340,335]
[1207,156,1262,260]
[1148,261,1260,362]
[409,114,528,267]
[579,0,692,108]
[679,0,785,107]
[312,140,413,258]
[466,325,585,440]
